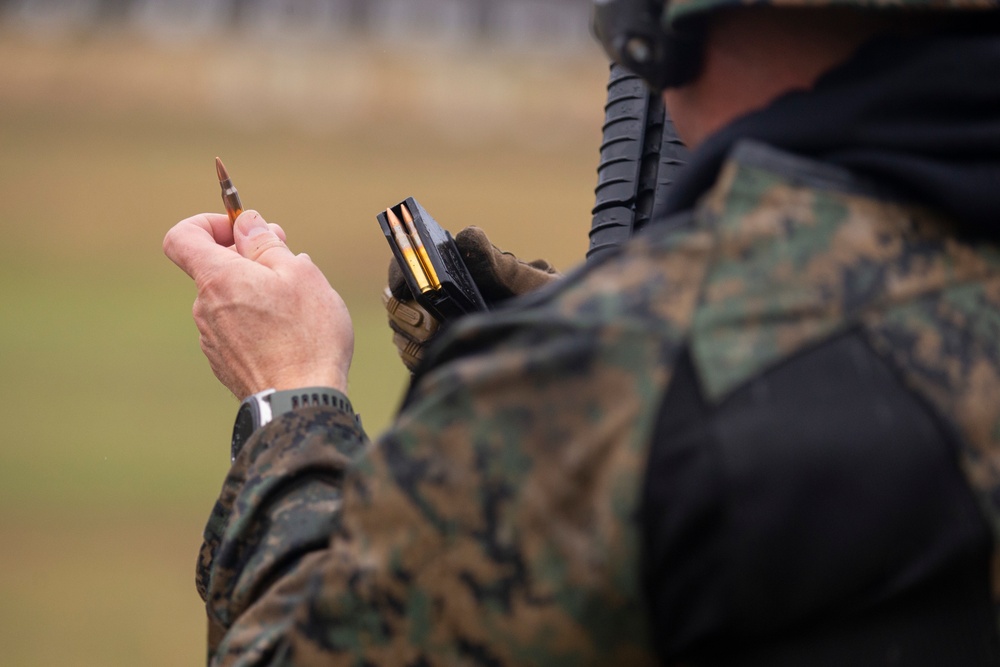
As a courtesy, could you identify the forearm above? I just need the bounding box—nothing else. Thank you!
[198,401,369,664]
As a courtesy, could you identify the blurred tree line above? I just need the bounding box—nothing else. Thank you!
[0,0,594,46]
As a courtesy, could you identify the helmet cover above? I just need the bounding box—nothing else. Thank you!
[593,0,1000,90]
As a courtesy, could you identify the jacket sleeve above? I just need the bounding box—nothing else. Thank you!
[196,402,369,665]
[197,322,667,665]
[196,232,704,665]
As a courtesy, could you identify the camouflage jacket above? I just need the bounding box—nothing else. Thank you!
[198,140,1000,665]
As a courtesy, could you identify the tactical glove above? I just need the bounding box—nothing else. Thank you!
[384,226,561,372]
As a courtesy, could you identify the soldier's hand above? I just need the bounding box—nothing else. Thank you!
[383,278,439,373]
[454,226,561,301]
[164,210,353,399]
[384,225,561,372]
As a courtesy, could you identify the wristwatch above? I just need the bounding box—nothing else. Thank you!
[230,387,353,462]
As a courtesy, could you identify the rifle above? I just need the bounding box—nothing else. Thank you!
[588,63,689,262]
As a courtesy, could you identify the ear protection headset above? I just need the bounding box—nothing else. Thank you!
[591,0,705,91]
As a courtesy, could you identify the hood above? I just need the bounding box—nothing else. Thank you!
[664,32,1000,236]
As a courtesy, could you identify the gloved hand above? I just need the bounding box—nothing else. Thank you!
[384,226,561,372]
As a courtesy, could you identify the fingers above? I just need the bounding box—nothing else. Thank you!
[269,222,287,243]
[383,287,435,332]
[392,330,425,373]
[387,258,413,300]
[233,210,295,268]
[164,211,298,284]
[163,213,241,281]
[382,286,438,373]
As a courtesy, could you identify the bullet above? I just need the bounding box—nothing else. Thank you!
[387,208,432,293]
[215,157,244,225]
[400,203,442,290]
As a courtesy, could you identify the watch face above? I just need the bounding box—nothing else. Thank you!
[231,402,257,462]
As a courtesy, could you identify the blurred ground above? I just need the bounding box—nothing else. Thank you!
[0,26,608,666]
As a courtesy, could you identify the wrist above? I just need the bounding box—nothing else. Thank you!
[230,386,356,462]
[267,386,354,415]
[267,365,350,397]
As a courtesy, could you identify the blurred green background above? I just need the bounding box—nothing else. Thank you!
[0,9,608,666]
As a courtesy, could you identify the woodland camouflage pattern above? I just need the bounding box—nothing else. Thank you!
[198,140,1000,665]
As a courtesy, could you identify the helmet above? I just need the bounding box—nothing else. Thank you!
[592,0,1000,91]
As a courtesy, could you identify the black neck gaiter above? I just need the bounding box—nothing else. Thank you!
[663,32,1000,236]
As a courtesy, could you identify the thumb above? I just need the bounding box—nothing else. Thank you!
[456,226,560,302]
[234,210,294,267]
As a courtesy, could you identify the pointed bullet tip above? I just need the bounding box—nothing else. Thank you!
[215,157,229,182]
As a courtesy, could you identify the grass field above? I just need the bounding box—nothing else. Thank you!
[0,27,608,665]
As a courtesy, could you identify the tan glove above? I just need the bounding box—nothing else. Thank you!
[384,226,561,372]
[382,284,440,372]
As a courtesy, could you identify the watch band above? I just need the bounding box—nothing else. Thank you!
[268,387,355,417]
[230,386,357,462]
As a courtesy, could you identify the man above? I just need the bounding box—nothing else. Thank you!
[164,0,1000,664]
